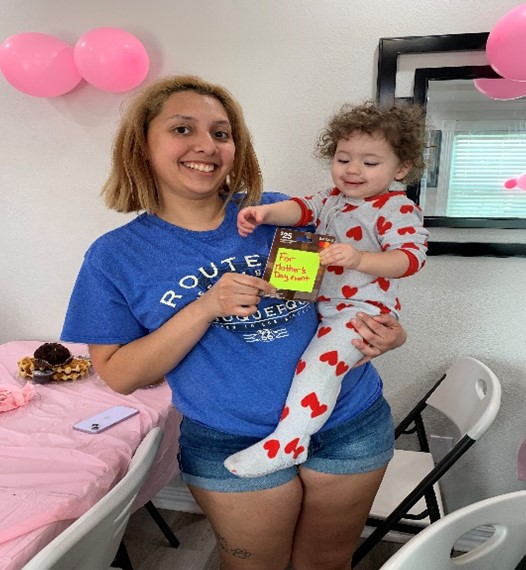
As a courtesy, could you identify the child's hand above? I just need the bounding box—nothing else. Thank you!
[319,243,363,270]
[237,206,266,237]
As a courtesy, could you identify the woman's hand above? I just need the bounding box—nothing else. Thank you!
[350,312,407,367]
[197,272,276,320]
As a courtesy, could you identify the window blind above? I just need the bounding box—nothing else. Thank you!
[447,133,526,218]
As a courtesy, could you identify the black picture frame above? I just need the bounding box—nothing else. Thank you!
[376,33,526,257]
[377,33,491,105]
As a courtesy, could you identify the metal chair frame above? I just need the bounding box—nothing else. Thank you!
[353,357,502,566]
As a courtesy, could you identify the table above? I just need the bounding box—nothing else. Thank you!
[0,340,182,570]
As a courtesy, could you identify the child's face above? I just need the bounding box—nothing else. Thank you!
[331,132,411,200]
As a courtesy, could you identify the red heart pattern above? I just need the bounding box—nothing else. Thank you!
[336,361,350,376]
[371,194,391,208]
[342,285,358,299]
[317,294,331,302]
[320,350,338,366]
[284,438,305,459]
[318,326,332,337]
[263,440,280,459]
[367,300,391,314]
[280,406,290,421]
[301,392,329,418]
[377,216,392,235]
[374,277,390,292]
[346,226,363,240]
[296,359,306,374]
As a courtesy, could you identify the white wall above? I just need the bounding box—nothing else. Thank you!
[1,0,525,510]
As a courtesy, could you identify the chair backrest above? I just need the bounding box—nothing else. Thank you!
[379,490,526,570]
[426,357,501,441]
[22,427,164,570]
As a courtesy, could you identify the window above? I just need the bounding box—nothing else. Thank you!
[447,132,526,218]
[421,120,526,220]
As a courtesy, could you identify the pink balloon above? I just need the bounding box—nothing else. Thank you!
[0,32,82,97]
[74,28,149,93]
[517,172,526,190]
[487,2,526,81]
[473,77,526,100]
[504,178,517,189]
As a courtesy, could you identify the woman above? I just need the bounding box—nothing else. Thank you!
[62,75,406,570]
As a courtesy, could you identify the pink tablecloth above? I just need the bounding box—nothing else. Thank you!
[0,340,182,570]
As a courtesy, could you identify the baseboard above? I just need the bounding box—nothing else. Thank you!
[153,478,493,552]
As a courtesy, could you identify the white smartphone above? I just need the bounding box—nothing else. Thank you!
[73,406,140,434]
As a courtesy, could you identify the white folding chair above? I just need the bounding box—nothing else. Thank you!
[379,490,526,569]
[354,357,502,566]
[22,427,164,570]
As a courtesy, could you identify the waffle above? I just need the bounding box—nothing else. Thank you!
[18,355,92,382]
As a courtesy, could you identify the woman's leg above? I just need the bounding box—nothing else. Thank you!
[189,477,303,570]
[290,396,395,569]
[291,466,387,570]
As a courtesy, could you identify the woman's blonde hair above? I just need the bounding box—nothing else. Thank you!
[102,75,262,212]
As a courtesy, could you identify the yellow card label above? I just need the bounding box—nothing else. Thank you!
[268,247,320,292]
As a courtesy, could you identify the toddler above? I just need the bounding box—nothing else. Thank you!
[224,100,429,477]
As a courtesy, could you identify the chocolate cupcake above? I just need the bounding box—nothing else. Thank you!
[33,342,72,366]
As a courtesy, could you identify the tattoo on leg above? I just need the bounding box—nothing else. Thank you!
[216,534,252,559]
[230,548,252,559]
[217,536,229,553]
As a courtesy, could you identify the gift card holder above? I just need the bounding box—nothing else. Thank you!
[263,228,335,302]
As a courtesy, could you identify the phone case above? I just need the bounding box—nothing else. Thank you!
[73,406,140,434]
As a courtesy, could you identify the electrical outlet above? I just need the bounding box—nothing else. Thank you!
[429,435,454,462]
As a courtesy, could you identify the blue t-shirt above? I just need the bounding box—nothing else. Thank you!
[62,192,382,437]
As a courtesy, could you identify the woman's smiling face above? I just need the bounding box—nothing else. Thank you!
[147,90,236,203]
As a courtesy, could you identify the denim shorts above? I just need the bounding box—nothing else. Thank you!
[178,395,395,492]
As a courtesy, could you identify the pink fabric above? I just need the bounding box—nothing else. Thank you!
[0,340,181,570]
[0,382,36,412]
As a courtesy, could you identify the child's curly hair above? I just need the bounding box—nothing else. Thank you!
[315,100,426,184]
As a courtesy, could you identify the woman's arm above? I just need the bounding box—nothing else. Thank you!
[89,273,276,394]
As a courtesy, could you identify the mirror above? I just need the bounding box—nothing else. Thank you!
[411,65,526,230]
[376,33,526,257]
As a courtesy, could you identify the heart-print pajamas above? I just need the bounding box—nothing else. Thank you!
[224,188,428,477]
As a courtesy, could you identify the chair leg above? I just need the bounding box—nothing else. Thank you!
[144,500,180,548]
[111,540,134,570]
